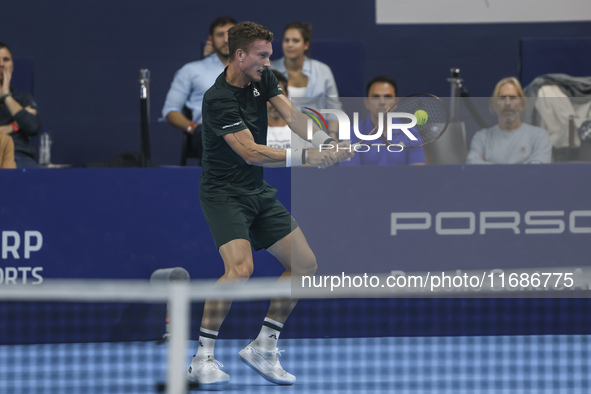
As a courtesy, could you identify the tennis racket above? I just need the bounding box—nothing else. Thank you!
[355,93,449,150]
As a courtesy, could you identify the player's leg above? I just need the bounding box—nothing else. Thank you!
[201,238,254,332]
[265,226,317,323]
[191,192,256,385]
[239,227,317,385]
[189,238,254,385]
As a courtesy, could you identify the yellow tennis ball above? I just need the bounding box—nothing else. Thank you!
[414,109,428,125]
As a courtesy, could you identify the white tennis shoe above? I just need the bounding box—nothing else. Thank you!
[238,342,296,385]
[187,355,230,386]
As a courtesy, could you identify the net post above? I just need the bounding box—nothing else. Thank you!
[166,282,190,394]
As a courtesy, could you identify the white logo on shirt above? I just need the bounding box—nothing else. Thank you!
[222,121,243,129]
[253,87,260,97]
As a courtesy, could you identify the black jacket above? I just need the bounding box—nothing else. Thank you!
[0,87,42,159]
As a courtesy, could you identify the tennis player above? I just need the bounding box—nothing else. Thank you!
[187,21,352,386]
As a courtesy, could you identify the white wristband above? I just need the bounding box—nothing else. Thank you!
[286,149,292,167]
[311,130,335,148]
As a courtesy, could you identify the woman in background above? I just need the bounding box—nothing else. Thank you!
[271,22,342,139]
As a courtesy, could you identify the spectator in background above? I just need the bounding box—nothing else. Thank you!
[0,42,43,168]
[266,70,313,151]
[466,77,551,164]
[340,76,426,166]
[162,16,236,156]
[271,22,342,139]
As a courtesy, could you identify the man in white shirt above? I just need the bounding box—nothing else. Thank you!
[466,77,552,164]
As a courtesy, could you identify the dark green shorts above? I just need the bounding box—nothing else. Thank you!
[199,185,298,251]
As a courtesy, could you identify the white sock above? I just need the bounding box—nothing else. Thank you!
[255,317,283,351]
[195,327,218,360]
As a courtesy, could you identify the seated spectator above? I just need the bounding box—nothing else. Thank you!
[0,133,16,168]
[161,16,236,150]
[266,70,312,150]
[0,42,43,168]
[270,22,342,139]
[466,77,551,164]
[340,76,426,166]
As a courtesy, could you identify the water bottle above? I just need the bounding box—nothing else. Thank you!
[39,129,52,166]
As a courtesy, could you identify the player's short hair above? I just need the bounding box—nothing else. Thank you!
[489,76,527,112]
[271,69,288,95]
[0,42,13,54]
[208,16,237,36]
[228,21,274,62]
[366,76,398,96]
[284,22,312,43]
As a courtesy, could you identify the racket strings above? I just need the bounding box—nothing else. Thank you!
[389,95,449,149]
[355,94,449,149]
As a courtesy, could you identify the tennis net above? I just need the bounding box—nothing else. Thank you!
[0,278,590,394]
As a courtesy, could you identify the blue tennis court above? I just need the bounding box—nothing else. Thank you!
[1,335,589,393]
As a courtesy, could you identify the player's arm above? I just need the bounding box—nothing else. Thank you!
[268,94,319,142]
[224,128,336,168]
[323,72,341,139]
[268,94,354,163]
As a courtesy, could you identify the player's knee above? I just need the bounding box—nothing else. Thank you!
[225,259,254,280]
[297,253,317,276]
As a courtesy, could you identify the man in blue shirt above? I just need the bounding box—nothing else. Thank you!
[162,16,236,138]
[340,76,426,166]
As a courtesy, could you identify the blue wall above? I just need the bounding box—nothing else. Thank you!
[1,166,590,343]
[3,1,591,167]
[1,165,589,283]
